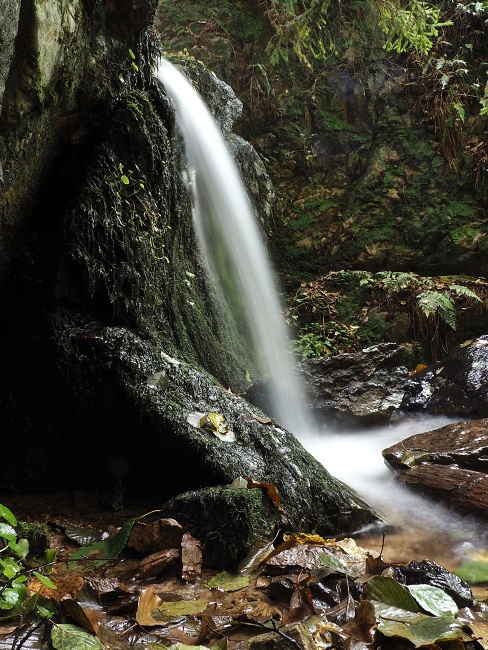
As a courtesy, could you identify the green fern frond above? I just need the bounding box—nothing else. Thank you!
[417,291,457,330]
[377,271,418,292]
[449,284,483,302]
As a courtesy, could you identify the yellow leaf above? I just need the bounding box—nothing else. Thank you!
[135,587,163,627]
[208,412,228,433]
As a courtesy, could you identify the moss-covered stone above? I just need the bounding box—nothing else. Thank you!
[162,485,276,568]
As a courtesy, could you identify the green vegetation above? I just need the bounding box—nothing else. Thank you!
[379,0,452,55]
[0,504,56,619]
[288,271,487,363]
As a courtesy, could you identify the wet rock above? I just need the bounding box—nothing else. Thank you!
[127,518,184,555]
[181,532,202,582]
[382,418,488,517]
[390,463,488,517]
[298,343,416,426]
[403,336,488,417]
[393,559,474,608]
[134,548,180,579]
[383,418,488,472]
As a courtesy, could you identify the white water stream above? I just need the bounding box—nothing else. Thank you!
[157,57,314,435]
[157,58,486,569]
[301,415,487,569]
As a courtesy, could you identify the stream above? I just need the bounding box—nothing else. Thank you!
[301,414,487,572]
[158,59,486,578]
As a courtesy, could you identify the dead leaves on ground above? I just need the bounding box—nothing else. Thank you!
[1,502,487,650]
[5,529,486,650]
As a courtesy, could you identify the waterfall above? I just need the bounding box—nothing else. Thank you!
[156,58,315,437]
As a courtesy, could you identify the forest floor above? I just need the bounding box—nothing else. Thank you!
[0,491,486,650]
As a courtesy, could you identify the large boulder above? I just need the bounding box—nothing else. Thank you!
[382,418,488,518]
[249,343,416,427]
[404,335,488,417]
[0,0,382,565]
[299,343,416,426]
[52,316,383,565]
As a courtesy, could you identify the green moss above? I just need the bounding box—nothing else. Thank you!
[357,313,390,347]
[17,521,50,557]
[287,213,315,231]
[161,485,277,568]
[445,200,478,219]
[315,109,360,132]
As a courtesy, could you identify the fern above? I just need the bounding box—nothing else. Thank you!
[379,0,453,56]
[417,291,457,330]
[377,271,418,292]
[449,284,482,302]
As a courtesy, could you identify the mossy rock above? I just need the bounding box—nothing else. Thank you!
[162,484,277,568]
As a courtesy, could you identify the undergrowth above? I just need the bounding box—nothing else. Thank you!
[288,271,488,364]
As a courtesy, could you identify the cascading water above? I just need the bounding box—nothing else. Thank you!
[157,58,486,566]
[157,57,315,436]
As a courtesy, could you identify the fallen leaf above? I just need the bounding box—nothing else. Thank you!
[207,571,252,592]
[253,414,273,424]
[135,588,163,627]
[247,478,281,510]
[146,371,169,391]
[186,412,208,428]
[406,584,459,617]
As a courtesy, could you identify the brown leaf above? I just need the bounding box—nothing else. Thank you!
[135,587,163,627]
[62,599,103,635]
[236,600,283,624]
[247,477,281,510]
[28,575,84,601]
[281,605,311,626]
[342,599,376,643]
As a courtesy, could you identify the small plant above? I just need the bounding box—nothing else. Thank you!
[109,162,145,196]
[118,48,140,85]
[379,0,453,56]
[288,271,487,363]
[0,504,57,618]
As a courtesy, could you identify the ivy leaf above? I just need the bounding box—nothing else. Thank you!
[68,517,138,568]
[456,558,488,584]
[32,571,58,590]
[378,614,469,646]
[0,586,26,610]
[364,575,420,612]
[51,623,102,650]
[0,523,17,542]
[0,505,17,527]
[406,584,458,616]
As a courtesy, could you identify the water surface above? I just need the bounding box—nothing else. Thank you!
[301,414,487,571]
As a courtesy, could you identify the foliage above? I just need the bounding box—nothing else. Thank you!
[288,271,487,363]
[264,0,454,68]
[0,503,161,648]
[68,510,158,570]
[416,290,457,329]
[0,504,56,619]
[379,0,453,55]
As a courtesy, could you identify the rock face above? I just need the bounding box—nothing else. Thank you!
[404,335,488,418]
[298,343,416,426]
[0,0,382,562]
[383,418,488,517]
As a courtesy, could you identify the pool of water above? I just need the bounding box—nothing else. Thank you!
[300,414,487,572]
